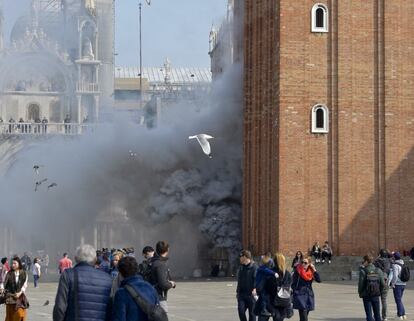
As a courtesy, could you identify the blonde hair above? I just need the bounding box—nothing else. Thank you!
[274,252,286,272]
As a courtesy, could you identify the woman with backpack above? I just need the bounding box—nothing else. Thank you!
[292,257,321,321]
[388,252,408,320]
[257,253,293,321]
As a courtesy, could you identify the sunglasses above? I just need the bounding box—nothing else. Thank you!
[302,261,309,265]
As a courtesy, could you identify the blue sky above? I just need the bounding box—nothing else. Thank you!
[2,0,226,68]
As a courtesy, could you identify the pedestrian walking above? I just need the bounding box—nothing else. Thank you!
[358,254,385,321]
[138,245,155,282]
[292,256,321,321]
[21,253,31,272]
[112,256,160,321]
[254,253,277,317]
[389,252,408,320]
[53,244,112,321]
[58,253,73,274]
[150,241,176,314]
[0,257,10,290]
[3,257,29,321]
[32,258,41,288]
[374,249,391,321]
[110,251,124,279]
[236,250,257,321]
[257,253,293,321]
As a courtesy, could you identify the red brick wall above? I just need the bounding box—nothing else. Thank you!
[243,0,414,256]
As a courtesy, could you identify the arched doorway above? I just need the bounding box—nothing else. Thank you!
[27,103,40,121]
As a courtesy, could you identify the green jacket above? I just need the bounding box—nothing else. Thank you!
[358,263,385,298]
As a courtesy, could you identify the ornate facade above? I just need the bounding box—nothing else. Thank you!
[0,0,114,125]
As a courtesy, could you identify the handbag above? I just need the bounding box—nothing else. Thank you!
[0,291,6,305]
[15,293,29,310]
[273,273,292,308]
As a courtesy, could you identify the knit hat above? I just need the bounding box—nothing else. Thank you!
[393,252,401,260]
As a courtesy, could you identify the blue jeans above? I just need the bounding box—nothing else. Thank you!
[33,275,40,288]
[237,294,256,321]
[363,296,381,321]
[393,285,405,317]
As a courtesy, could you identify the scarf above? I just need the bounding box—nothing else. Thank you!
[296,264,314,281]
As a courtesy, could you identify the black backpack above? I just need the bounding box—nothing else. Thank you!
[124,284,168,321]
[396,263,410,282]
[365,268,381,297]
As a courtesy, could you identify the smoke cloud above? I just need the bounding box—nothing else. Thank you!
[0,63,243,275]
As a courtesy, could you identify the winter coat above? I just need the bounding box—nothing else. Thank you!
[150,255,173,301]
[374,257,391,277]
[358,263,386,298]
[112,275,159,321]
[388,260,407,287]
[263,269,293,316]
[291,268,321,311]
[53,262,112,321]
[236,262,258,296]
[255,265,275,289]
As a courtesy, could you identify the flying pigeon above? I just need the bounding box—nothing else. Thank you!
[189,134,214,158]
[34,178,48,192]
[48,183,57,190]
[145,0,151,5]
[33,165,44,175]
[43,300,49,306]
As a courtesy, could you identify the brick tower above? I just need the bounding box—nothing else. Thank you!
[243,0,414,256]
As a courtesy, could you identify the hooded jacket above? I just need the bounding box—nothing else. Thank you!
[389,259,407,287]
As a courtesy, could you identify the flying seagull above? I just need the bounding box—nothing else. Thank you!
[43,300,49,306]
[34,178,48,192]
[188,134,214,158]
[33,165,44,175]
[145,0,151,5]
[48,183,58,190]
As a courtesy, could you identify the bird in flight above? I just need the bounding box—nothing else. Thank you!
[35,178,48,192]
[48,183,58,190]
[33,165,44,175]
[189,134,214,158]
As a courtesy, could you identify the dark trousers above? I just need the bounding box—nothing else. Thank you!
[380,286,388,319]
[237,294,256,321]
[393,285,405,317]
[298,310,309,321]
[33,275,40,288]
[321,252,332,261]
[362,296,381,321]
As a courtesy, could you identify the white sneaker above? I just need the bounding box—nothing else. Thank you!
[402,316,407,320]
[383,318,387,321]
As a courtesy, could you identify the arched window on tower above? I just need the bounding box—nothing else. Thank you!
[312,4,329,33]
[311,104,329,133]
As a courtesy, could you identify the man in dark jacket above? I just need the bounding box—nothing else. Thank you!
[150,241,175,314]
[374,249,391,321]
[237,250,257,321]
[112,256,159,321]
[53,244,113,321]
[359,254,386,321]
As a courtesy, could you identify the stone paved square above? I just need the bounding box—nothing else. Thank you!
[0,280,412,321]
